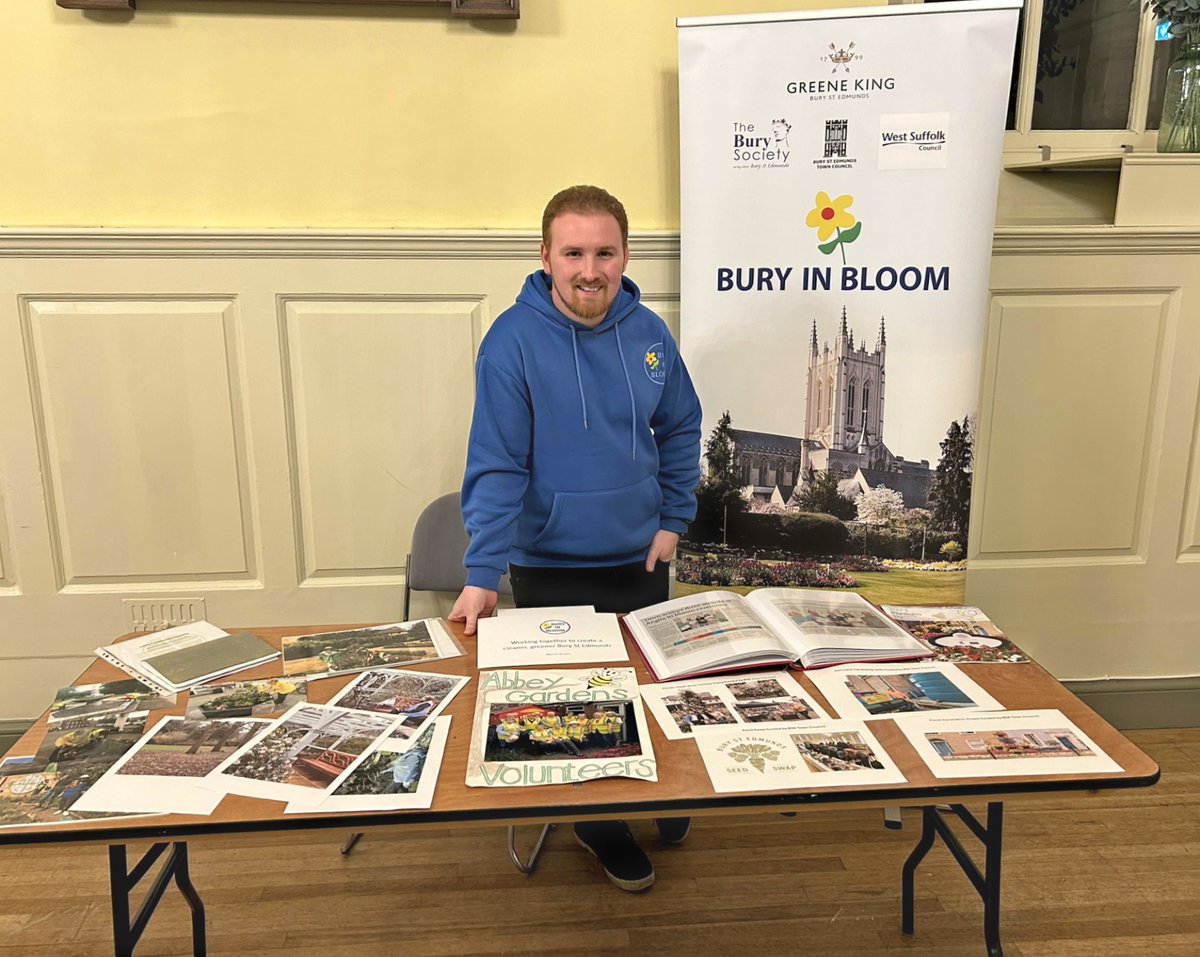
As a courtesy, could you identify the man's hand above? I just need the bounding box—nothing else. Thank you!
[448,585,498,636]
[645,529,680,572]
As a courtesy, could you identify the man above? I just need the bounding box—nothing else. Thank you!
[449,185,702,892]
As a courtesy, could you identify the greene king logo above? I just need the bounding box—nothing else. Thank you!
[644,343,666,383]
[821,41,861,74]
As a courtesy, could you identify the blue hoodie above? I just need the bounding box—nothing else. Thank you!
[462,271,702,591]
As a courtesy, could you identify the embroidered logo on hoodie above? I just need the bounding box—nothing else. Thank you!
[644,343,665,384]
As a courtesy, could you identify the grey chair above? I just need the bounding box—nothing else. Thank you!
[402,491,511,621]
[343,493,550,871]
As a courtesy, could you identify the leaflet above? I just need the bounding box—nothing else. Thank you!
[640,670,829,741]
[476,607,628,669]
[895,709,1123,778]
[693,719,906,793]
[805,662,1003,720]
[324,668,468,742]
[290,717,451,813]
[72,715,269,816]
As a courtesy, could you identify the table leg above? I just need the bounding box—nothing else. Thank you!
[899,802,1004,957]
[108,841,207,957]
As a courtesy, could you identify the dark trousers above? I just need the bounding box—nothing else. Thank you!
[507,559,688,845]
[508,560,669,614]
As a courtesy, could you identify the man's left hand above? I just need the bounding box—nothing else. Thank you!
[645,529,680,572]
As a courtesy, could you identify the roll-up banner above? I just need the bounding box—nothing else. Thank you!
[677,1,1020,605]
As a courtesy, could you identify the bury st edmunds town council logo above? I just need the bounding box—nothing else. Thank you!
[644,343,666,383]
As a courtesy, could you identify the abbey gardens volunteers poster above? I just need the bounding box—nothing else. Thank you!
[676,1,1020,606]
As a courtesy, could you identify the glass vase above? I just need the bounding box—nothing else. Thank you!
[1158,34,1200,153]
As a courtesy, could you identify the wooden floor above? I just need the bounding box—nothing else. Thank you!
[0,727,1196,957]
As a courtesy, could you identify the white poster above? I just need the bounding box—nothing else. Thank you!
[640,670,829,740]
[694,719,905,793]
[896,709,1123,778]
[677,1,1020,605]
[805,661,1003,720]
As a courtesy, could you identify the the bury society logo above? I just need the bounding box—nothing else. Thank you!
[787,41,897,102]
[771,118,791,147]
[731,118,791,169]
[821,41,860,73]
[813,118,857,171]
[644,343,666,383]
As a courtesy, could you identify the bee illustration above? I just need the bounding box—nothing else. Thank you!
[586,668,618,690]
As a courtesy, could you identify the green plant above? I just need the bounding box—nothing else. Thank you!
[939,540,963,562]
[1142,0,1200,38]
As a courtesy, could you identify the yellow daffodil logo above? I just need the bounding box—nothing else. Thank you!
[644,342,666,383]
[805,191,863,264]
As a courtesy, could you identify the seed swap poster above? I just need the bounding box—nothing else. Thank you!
[677,1,1020,604]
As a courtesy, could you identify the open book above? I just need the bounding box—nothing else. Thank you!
[624,588,931,681]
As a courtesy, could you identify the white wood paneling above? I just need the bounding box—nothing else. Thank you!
[0,227,1197,722]
[976,291,1173,559]
[22,298,254,585]
[281,297,481,581]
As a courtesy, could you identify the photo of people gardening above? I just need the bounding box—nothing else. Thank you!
[485,700,639,762]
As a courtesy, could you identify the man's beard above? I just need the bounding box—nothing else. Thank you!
[562,281,612,320]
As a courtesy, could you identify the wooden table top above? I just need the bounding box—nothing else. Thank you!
[0,621,1161,847]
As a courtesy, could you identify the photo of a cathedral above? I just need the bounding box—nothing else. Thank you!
[733,309,932,510]
[681,304,975,605]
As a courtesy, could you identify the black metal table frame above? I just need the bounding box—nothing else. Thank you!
[38,768,1151,957]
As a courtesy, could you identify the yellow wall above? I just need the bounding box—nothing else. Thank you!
[4,0,874,230]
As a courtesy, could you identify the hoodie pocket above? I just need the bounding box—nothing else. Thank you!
[532,475,662,558]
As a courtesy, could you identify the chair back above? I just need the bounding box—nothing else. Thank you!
[407,492,511,595]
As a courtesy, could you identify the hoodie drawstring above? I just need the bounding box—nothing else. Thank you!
[613,322,638,461]
[571,327,589,430]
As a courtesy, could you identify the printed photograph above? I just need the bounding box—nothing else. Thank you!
[221,706,394,789]
[841,670,976,715]
[661,689,737,733]
[727,677,789,701]
[49,679,175,725]
[30,714,148,773]
[485,699,643,761]
[282,622,446,676]
[0,761,128,826]
[186,676,307,720]
[0,756,34,775]
[117,719,264,777]
[786,601,896,635]
[328,670,460,738]
[331,725,437,797]
[790,731,887,772]
[926,727,1097,761]
[733,696,819,723]
[674,609,731,634]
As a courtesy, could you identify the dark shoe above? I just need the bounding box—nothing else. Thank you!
[655,817,691,846]
[573,821,654,892]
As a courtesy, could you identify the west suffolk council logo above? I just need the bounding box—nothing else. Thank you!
[644,343,666,383]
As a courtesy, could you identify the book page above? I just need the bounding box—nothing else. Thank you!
[894,709,1123,778]
[693,719,906,793]
[640,670,830,740]
[747,589,926,665]
[624,591,795,680]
